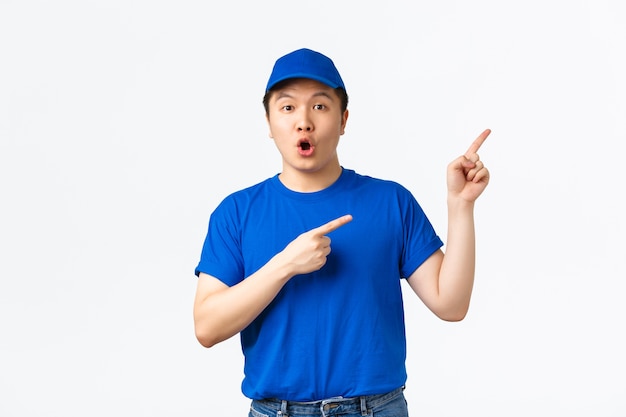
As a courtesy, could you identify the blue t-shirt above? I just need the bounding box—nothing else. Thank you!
[195,168,443,401]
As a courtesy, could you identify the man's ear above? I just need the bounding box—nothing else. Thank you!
[266,114,273,138]
[340,109,349,135]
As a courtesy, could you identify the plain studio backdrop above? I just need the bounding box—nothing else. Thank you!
[1,1,624,416]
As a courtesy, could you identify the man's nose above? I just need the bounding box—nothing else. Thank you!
[297,110,313,131]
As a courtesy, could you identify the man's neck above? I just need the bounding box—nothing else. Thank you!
[278,164,342,193]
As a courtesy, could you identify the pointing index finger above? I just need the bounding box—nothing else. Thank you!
[315,214,353,235]
[465,128,491,157]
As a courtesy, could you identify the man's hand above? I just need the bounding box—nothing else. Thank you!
[447,129,491,202]
[279,214,353,276]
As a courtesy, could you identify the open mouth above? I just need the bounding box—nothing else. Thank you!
[297,139,314,156]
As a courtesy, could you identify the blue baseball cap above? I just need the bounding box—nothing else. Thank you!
[265,48,346,93]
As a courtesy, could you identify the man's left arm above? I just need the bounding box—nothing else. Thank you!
[407,129,491,321]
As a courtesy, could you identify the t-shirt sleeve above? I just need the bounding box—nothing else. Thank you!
[399,190,444,278]
[194,197,245,286]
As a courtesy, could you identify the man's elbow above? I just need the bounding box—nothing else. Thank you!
[435,305,470,322]
[439,311,467,322]
[194,326,221,348]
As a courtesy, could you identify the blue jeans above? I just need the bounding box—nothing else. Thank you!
[248,386,408,417]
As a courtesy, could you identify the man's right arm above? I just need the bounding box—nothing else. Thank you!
[193,214,353,348]
[193,260,293,348]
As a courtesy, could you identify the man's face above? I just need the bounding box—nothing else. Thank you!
[266,78,348,183]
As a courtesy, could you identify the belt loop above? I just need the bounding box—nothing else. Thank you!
[360,396,367,416]
[277,400,288,417]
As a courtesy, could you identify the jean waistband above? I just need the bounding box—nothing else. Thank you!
[255,386,404,416]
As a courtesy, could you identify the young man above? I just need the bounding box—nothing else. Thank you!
[193,48,490,417]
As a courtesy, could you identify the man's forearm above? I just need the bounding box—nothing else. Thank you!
[437,198,476,320]
[194,255,293,347]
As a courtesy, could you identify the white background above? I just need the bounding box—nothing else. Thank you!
[1,1,625,416]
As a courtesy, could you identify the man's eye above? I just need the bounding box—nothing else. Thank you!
[314,104,325,110]
[282,105,293,111]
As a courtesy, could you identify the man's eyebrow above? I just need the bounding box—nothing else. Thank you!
[274,90,335,101]
[311,91,335,100]
[275,91,293,100]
